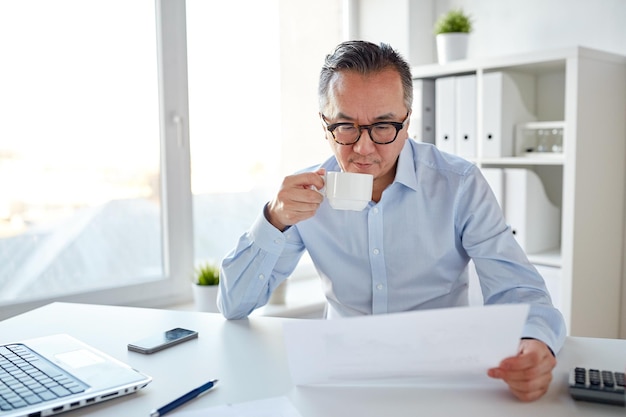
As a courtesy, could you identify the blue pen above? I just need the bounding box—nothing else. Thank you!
[149,379,218,417]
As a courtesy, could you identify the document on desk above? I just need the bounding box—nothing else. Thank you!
[283,304,529,385]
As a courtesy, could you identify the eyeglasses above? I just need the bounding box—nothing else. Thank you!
[321,112,409,145]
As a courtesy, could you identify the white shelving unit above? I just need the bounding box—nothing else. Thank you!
[411,46,626,338]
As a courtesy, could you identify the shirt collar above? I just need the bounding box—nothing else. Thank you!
[392,139,419,191]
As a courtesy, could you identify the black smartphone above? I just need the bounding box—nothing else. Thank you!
[127,327,198,354]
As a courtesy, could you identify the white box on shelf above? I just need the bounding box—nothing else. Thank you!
[535,265,562,312]
[409,79,435,144]
[482,72,537,157]
[504,168,560,254]
[481,168,504,208]
[435,76,456,154]
[515,120,565,156]
[455,74,477,158]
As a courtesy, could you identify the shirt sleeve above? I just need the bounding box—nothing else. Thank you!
[455,165,567,354]
[217,205,306,319]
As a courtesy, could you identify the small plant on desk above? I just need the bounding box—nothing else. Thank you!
[192,262,220,312]
[195,262,219,286]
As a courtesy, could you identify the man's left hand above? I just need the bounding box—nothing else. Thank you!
[487,338,556,402]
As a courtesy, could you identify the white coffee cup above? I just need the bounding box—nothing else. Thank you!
[323,171,373,211]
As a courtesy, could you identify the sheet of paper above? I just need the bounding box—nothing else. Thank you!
[172,396,303,417]
[283,304,529,385]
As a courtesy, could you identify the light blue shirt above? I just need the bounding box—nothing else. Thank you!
[218,139,566,354]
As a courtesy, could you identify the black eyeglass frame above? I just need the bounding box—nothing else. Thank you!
[321,112,410,145]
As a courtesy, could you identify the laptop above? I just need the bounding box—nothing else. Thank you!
[0,333,152,417]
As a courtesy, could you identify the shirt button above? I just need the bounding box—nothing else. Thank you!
[274,238,283,244]
[258,274,265,280]
[373,248,380,255]
[373,207,379,214]
[376,284,384,290]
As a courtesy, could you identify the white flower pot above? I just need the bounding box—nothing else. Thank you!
[192,284,219,313]
[436,33,469,64]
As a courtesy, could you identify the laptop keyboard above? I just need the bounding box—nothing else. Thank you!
[0,344,89,411]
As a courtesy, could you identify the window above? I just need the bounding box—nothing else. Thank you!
[0,1,176,318]
[0,0,343,319]
[186,0,281,264]
[187,0,343,266]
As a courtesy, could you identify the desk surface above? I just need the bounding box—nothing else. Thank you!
[0,302,624,417]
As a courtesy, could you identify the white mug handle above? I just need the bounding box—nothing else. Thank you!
[309,171,327,196]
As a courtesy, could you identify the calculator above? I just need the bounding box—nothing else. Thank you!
[569,367,625,406]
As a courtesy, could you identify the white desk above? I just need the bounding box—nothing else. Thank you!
[0,302,624,417]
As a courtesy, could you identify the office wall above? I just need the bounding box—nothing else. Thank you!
[356,0,434,65]
[435,0,626,60]
[357,0,626,66]
[353,0,428,63]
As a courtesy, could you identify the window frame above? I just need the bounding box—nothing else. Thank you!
[0,0,192,320]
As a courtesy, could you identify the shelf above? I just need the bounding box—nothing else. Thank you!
[412,46,626,338]
[411,48,568,79]
[479,156,564,166]
[411,46,626,80]
[527,248,562,268]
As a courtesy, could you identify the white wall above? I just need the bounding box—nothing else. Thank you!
[435,0,626,60]
[357,0,626,66]
[357,0,434,65]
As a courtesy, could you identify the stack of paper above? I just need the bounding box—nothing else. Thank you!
[282,304,529,385]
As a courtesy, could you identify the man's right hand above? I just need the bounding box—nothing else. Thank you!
[265,168,326,231]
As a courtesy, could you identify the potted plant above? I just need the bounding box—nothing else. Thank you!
[192,262,220,312]
[434,8,473,64]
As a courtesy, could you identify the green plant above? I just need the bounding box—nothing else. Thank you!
[195,262,220,286]
[434,8,473,35]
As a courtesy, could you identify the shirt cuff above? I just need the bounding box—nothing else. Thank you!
[521,337,555,357]
[248,204,289,256]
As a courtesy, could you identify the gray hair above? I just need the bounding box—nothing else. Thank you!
[318,40,413,113]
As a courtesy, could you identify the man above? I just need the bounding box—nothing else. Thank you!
[217,40,566,402]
